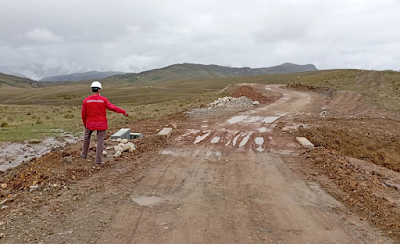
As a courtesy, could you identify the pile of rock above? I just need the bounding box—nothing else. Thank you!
[208,96,258,108]
[105,138,136,158]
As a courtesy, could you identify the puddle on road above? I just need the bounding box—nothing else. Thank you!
[194,132,211,144]
[227,116,280,125]
[239,133,252,148]
[159,149,176,155]
[0,134,80,172]
[255,137,264,152]
[211,136,220,144]
[131,196,165,206]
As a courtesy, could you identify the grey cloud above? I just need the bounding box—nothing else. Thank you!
[0,0,399,79]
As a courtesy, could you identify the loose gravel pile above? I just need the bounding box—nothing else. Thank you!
[208,96,257,108]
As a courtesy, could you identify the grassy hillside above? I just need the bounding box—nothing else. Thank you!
[40,71,126,82]
[0,70,328,106]
[108,63,318,84]
[3,68,399,142]
[0,72,40,88]
[288,69,400,111]
[0,70,326,142]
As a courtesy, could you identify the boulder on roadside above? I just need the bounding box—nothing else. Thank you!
[121,139,129,144]
[123,144,131,152]
[114,151,122,158]
[114,146,123,152]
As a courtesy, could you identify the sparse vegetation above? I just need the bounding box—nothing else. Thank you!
[2,68,400,142]
[288,69,400,111]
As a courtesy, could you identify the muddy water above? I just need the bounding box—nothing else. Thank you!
[0,133,81,171]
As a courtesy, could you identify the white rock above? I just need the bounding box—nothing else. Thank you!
[127,142,135,148]
[114,146,123,152]
[121,139,128,144]
[118,143,125,147]
[123,145,131,152]
[116,138,122,142]
[129,147,136,153]
[102,150,107,155]
[114,151,122,158]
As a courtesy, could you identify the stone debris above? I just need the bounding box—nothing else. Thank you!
[1,184,7,189]
[114,151,122,158]
[296,137,314,149]
[110,139,136,158]
[114,146,123,152]
[208,96,258,108]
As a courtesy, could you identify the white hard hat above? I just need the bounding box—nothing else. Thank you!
[90,81,102,89]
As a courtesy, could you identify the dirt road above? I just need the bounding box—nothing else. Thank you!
[1,85,395,243]
[95,85,391,244]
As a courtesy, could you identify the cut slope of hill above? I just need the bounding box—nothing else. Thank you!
[0,72,40,88]
[114,62,318,84]
[40,70,126,82]
[287,69,400,111]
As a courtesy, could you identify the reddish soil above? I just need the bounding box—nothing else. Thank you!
[229,85,282,105]
[1,84,400,243]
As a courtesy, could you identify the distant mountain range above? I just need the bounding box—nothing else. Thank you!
[112,62,318,84]
[39,70,126,82]
[0,62,318,87]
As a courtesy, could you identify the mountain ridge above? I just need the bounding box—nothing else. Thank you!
[112,62,318,84]
[39,70,126,82]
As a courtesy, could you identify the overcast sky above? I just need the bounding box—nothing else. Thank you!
[0,0,399,80]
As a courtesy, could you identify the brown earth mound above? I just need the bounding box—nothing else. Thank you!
[229,85,281,105]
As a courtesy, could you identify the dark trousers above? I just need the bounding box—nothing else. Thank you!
[81,127,106,164]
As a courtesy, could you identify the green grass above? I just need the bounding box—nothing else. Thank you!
[3,68,399,141]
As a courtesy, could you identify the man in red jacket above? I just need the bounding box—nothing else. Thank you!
[80,81,129,165]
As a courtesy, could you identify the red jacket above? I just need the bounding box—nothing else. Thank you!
[81,94,126,131]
